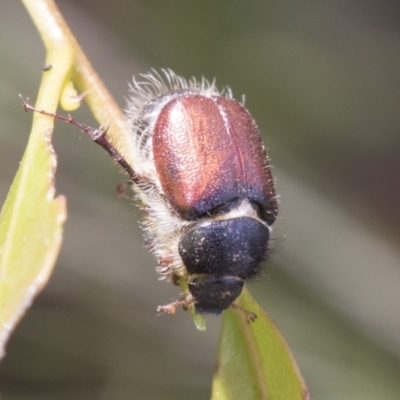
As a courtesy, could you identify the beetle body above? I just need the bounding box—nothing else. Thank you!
[126,71,277,316]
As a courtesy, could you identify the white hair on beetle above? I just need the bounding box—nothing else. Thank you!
[124,69,268,282]
[126,68,232,119]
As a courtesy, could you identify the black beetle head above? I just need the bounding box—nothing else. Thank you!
[188,275,244,315]
[179,216,270,314]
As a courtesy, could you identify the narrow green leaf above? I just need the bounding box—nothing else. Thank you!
[212,287,309,400]
[0,115,66,359]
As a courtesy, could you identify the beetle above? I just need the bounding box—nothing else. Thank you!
[23,69,278,320]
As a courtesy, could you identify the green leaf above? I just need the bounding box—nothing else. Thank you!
[212,287,309,400]
[0,112,66,359]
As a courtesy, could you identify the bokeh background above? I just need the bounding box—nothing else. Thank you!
[1,1,400,399]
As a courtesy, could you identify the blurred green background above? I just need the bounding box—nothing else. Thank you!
[1,1,400,399]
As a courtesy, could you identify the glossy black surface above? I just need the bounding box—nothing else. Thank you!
[188,275,244,315]
[179,217,270,279]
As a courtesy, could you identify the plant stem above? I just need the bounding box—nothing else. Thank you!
[21,0,134,165]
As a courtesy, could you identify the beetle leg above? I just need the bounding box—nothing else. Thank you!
[21,96,142,185]
[231,303,257,323]
[157,297,194,316]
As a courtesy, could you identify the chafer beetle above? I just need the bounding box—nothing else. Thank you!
[23,70,278,320]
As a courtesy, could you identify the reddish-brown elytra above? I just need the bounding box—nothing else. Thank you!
[153,95,276,224]
[23,70,278,320]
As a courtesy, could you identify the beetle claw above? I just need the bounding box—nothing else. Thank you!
[157,297,194,316]
[231,303,257,323]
